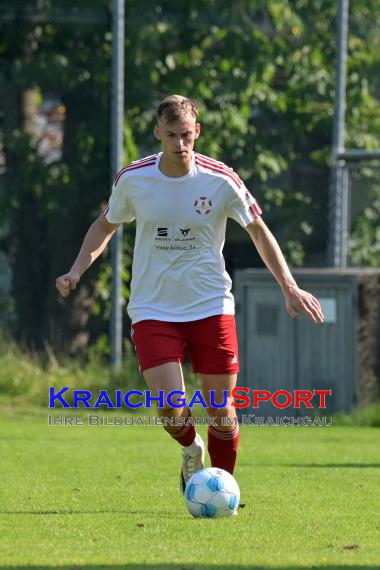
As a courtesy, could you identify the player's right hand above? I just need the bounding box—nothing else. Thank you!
[55,271,80,298]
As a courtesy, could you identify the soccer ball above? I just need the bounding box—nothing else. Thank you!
[184,467,240,518]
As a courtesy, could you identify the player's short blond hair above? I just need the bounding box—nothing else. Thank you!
[157,94,199,123]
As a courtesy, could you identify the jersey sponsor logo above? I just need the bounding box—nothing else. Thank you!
[194,196,212,215]
[154,225,199,252]
[174,226,195,242]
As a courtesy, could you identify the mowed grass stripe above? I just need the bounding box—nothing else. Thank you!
[0,415,379,568]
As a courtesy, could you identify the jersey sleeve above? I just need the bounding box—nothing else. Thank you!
[225,178,263,227]
[104,174,135,224]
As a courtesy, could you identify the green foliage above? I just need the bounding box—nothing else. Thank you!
[349,185,380,267]
[0,0,112,350]
[91,121,139,330]
[0,337,201,407]
[91,234,133,321]
[0,338,143,409]
[331,402,380,427]
[125,0,380,266]
[1,0,380,351]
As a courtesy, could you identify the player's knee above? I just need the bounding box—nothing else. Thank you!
[159,405,184,417]
[207,404,235,419]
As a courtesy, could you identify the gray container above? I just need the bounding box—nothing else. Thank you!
[234,269,379,419]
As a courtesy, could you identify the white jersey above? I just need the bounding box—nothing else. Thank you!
[104,152,262,324]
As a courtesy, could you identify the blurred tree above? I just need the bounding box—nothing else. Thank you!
[0,0,112,352]
[124,0,380,266]
[0,0,379,353]
[349,183,380,267]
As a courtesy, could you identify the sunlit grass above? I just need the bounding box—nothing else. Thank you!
[0,412,379,568]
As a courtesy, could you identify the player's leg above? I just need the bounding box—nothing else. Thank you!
[143,361,190,439]
[143,362,205,491]
[186,315,240,474]
[200,372,240,474]
[131,320,205,490]
[131,320,188,427]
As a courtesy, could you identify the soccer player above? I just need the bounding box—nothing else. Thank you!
[56,95,324,492]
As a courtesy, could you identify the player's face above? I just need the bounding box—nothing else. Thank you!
[154,114,201,167]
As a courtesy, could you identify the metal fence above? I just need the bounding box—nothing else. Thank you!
[337,155,380,268]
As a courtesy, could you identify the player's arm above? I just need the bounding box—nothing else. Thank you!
[245,217,324,323]
[55,214,120,299]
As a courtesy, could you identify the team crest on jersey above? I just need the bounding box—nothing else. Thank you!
[194,196,212,215]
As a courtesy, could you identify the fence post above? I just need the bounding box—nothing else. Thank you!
[110,0,125,371]
[328,0,349,267]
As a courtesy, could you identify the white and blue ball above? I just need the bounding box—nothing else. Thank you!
[184,467,240,518]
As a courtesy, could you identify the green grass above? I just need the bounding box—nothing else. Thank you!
[0,411,380,570]
[1,337,380,427]
[0,411,379,570]
[0,338,201,410]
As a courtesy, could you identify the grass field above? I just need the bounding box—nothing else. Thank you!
[0,410,379,569]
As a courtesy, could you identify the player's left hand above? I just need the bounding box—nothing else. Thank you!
[283,285,324,324]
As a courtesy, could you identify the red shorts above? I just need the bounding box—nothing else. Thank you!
[131,315,239,374]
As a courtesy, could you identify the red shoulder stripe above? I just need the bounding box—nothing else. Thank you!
[129,153,157,165]
[114,159,156,186]
[195,157,243,189]
[141,153,157,160]
[250,202,263,218]
[114,154,157,184]
[123,159,156,171]
[195,154,242,187]
[195,152,234,170]
[195,153,237,175]
[119,154,157,172]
